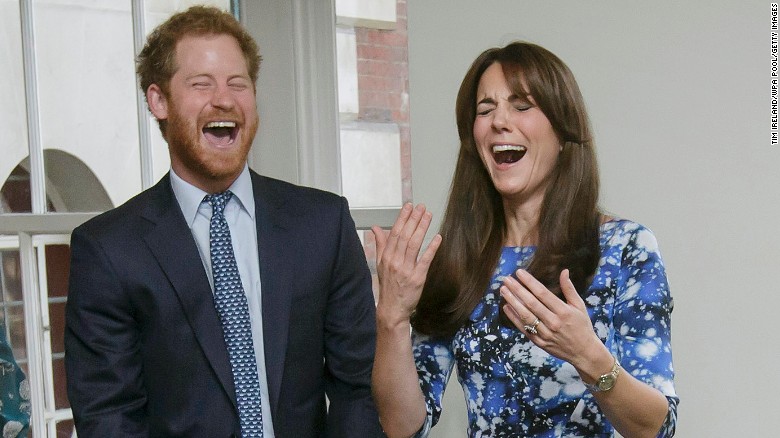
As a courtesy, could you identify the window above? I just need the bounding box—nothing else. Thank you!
[334,0,411,299]
[0,1,231,435]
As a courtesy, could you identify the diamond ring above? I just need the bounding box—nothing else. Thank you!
[523,318,541,335]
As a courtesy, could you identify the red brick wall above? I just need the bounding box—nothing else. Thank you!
[352,0,411,299]
[354,0,411,203]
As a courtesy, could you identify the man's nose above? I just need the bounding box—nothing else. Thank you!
[210,85,236,110]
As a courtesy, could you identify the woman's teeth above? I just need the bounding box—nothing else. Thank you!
[492,144,527,164]
[492,144,526,153]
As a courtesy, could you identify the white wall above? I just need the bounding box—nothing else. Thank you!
[408,1,779,436]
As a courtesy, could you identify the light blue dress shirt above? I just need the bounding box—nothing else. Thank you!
[170,165,275,437]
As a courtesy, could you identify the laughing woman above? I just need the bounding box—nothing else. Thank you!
[372,42,678,437]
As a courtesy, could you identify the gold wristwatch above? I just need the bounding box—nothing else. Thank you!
[584,356,620,392]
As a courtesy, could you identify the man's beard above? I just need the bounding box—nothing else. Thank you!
[165,103,257,184]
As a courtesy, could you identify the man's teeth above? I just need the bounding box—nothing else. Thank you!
[492,144,526,153]
[205,121,236,128]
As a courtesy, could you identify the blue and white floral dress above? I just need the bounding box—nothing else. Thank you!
[412,219,678,437]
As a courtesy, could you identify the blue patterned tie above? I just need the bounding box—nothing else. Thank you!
[205,191,263,437]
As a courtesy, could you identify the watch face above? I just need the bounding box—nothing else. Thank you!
[598,375,616,391]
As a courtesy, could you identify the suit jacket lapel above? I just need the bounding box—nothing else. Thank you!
[141,175,237,408]
[252,172,294,418]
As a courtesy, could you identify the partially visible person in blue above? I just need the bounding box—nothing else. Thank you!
[0,326,29,437]
[371,41,678,437]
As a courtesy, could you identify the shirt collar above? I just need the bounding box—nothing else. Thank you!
[170,164,255,227]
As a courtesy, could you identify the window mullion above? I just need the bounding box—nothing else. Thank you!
[33,239,57,434]
[20,1,46,214]
[19,232,46,434]
[132,0,154,190]
[230,0,241,20]
[349,207,400,230]
[0,213,97,235]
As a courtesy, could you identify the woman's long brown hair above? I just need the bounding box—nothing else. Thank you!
[411,42,601,337]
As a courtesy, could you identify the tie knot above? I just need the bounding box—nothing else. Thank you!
[204,190,234,216]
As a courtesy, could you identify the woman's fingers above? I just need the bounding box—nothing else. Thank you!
[371,225,388,265]
[384,203,413,255]
[374,203,415,265]
[500,286,545,337]
[395,204,426,257]
[404,207,433,264]
[559,269,587,312]
[373,203,439,282]
[417,234,442,273]
[514,269,571,315]
[502,273,556,324]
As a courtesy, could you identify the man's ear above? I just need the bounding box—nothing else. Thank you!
[146,84,169,120]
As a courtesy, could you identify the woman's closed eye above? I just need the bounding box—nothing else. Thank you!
[508,96,533,112]
[477,106,495,116]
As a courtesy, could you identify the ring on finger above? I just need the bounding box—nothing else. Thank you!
[523,318,541,335]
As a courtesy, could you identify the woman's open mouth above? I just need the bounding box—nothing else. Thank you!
[492,144,527,164]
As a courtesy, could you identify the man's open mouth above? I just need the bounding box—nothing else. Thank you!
[203,121,238,146]
[492,144,527,164]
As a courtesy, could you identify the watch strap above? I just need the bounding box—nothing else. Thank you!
[583,356,620,392]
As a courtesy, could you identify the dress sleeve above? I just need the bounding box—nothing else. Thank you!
[410,330,456,437]
[0,328,29,438]
[613,224,679,437]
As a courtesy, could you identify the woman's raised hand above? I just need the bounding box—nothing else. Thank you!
[371,203,442,325]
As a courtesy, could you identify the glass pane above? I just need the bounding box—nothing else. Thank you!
[56,419,75,438]
[1,166,33,213]
[6,302,27,363]
[0,0,31,213]
[52,356,68,411]
[43,149,115,213]
[34,0,141,212]
[335,0,410,208]
[45,244,70,411]
[44,245,69,299]
[144,0,231,28]
[1,249,27,362]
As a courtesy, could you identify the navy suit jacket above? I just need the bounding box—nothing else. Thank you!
[65,171,384,437]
